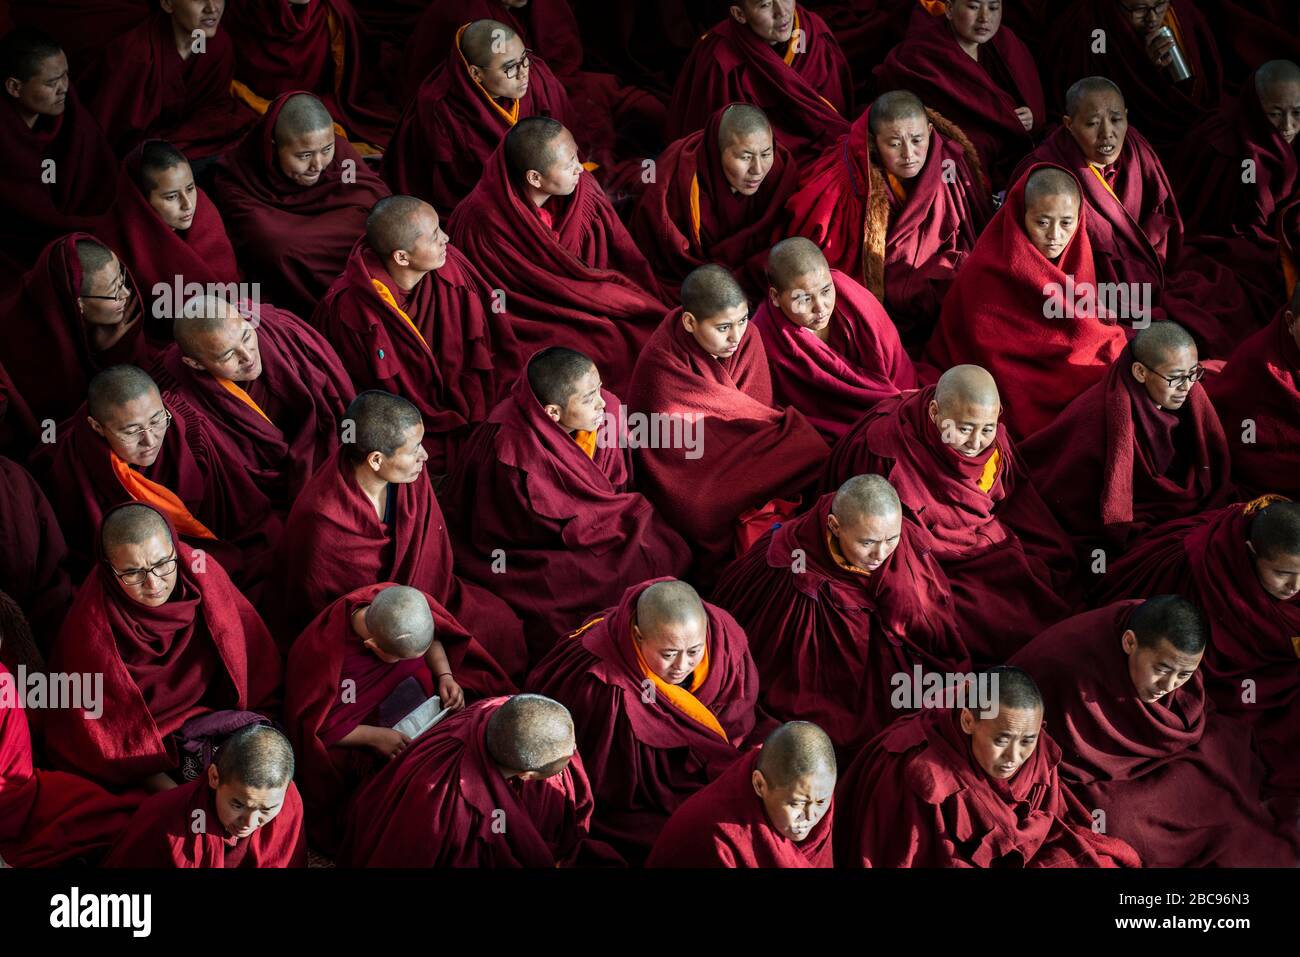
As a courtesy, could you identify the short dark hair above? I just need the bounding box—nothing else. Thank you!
[1128,595,1208,654]
[341,391,423,462]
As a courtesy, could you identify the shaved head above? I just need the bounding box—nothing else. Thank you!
[485,694,576,775]
[100,503,170,554]
[934,364,999,412]
[366,194,433,259]
[273,93,334,142]
[766,237,829,292]
[718,102,772,148]
[87,365,160,422]
[0,27,63,84]
[1250,501,1300,562]
[460,19,518,68]
[134,139,189,194]
[1256,59,1300,96]
[527,346,596,408]
[868,89,927,135]
[681,263,746,320]
[342,390,423,463]
[364,585,435,658]
[985,665,1043,715]
[1024,166,1080,210]
[756,721,836,789]
[75,239,116,294]
[1065,76,1125,117]
[831,474,900,526]
[215,724,295,790]
[504,115,567,181]
[1131,320,1196,369]
[636,580,707,637]
[174,294,242,355]
[1129,595,1208,655]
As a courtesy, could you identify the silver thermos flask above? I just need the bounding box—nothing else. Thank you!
[1155,25,1193,83]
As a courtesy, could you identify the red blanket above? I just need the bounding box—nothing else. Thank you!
[0,457,73,653]
[668,9,852,163]
[1020,344,1236,551]
[448,138,668,394]
[104,774,306,867]
[1096,499,1300,795]
[712,492,969,754]
[209,91,390,318]
[441,373,691,661]
[627,307,829,582]
[824,386,1077,662]
[1011,601,1299,866]
[1204,311,1300,498]
[834,706,1142,867]
[785,106,992,348]
[629,106,799,299]
[925,163,1128,440]
[646,748,834,867]
[276,448,527,680]
[80,13,259,158]
[525,578,765,862]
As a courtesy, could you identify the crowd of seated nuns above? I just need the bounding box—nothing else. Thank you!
[2,0,1300,867]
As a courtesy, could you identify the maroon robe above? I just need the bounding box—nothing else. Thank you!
[824,386,1078,663]
[104,774,306,868]
[646,748,834,868]
[42,513,282,789]
[924,163,1129,440]
[785,106,992,350]
[799,0,912,101]
[448,138,668,395]
[151,302,353,511]
[0,456,73,653]
[1204,311,1300,498]
[712,492,969,755]
[276,447,528,682]
[312,238,516,475]
[668,8,852,164]
[526,578,767,862]
[342,697,621,867]
[284,583,515,853]
[627,308,830,584]
[80,13,259,158]
[875,4,1044,191]
[7,0,149,72]
[441,373,691,661]
[1010,601,1299,866]
[209,91,391,318]
[1096,499,1300,796]
[0,84,117,274]
[1020,344,1237,553]
[834,707,1143,867]
[628,106,799,300]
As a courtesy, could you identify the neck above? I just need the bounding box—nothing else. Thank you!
[9,99,39,129]
[172,20,197,60]
[387,262,428,293]
[352,462,389,512]
[524,183,552,209]
[951,25,980,60]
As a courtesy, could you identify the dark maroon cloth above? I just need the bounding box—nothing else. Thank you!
[7,1,149,72]
[712,492,969,755]
[210,91,391,318]
[526,578,766,862]
[799,0,912,101]
[0,456,73,652]
[1096,500,1300,796]
[1010,601,1299,866]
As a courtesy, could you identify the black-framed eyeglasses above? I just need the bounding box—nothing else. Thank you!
[108,552,178,586]
[113,408,172,441]
[1119,0,1170,18]
[1144,364,1205,389]
[501,50,532,80]
[80,265,131,302]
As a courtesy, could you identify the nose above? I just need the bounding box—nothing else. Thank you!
[594,395,607,414]
[139,430,159,451]
[179,191,193,211]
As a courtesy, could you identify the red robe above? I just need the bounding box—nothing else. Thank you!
[0,661,135,867]
[284,583,515,853]
[798,0,912,101]
[80,13,259,158]
[1096,499,1300,796]
[0,457,73,653]
[151,302,354,511]
[0,85,117,274]
[448,139,668,395]
[646,748,834,868]
[712,492,969,755]
[104,774,306,868]
[1204,311,1300,498]
[824,386,1078,663]
[103,141,240,336]
[753,269,925,444]
[7,0,149,73]
[0,232,149,428]
[209,91,391,318]
[341,697,621,867]
[628,106,799,300]
[43,525,282,789]
[1201,0,1300,90]
[626,308,830,583]
[785,106,992,350]
[384,36,574,216]
[224,0,395,149]
[441,374,691,661]
[1045,0,1223,158]
[1010,601,1299,866]
[1013,125,1259,359]
[276,448,528,681]
[1020,344,1237,552]
[526,578,767,862]
[834,707,1143,867]
[875,4,1044,191]
[925,163,1129,441]
[312,238,516,475]
[668,8,852,164]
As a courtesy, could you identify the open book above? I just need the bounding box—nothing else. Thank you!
[391,695,449,740]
